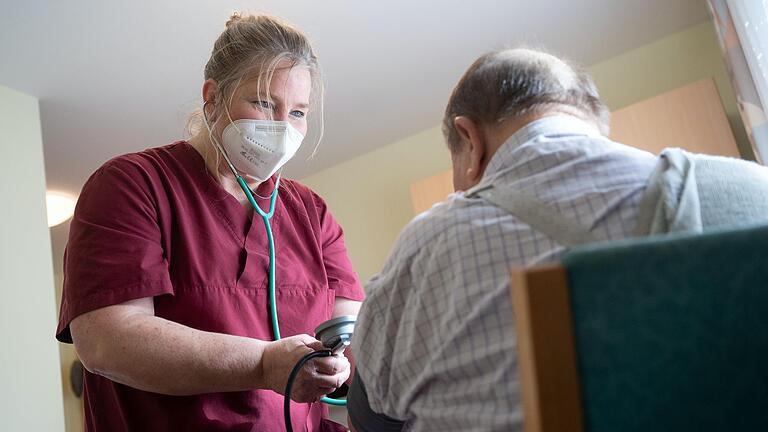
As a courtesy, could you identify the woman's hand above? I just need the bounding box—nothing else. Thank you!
[262,334,351,403]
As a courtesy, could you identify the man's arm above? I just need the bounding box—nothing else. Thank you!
[332,297,361,319]
[71,296,350,400]
[333,297,361,385]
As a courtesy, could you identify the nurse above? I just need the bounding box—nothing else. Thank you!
[55,13,364,431]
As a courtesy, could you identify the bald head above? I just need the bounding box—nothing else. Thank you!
[500,48,577,88]
[442,48,609,151]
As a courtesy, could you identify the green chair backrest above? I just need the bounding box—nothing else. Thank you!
[562,223,768,432]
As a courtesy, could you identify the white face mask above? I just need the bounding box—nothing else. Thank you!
[219,119,304,182]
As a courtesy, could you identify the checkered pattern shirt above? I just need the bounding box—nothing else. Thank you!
[351,116,658,431]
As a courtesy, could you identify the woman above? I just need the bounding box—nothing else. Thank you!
[55,13,363,431]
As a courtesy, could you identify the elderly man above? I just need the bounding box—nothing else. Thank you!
[347,48,768,432]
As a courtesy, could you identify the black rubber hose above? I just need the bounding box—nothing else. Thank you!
[284,350,333,432]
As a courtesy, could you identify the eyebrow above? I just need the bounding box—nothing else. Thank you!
[259,92,310,111]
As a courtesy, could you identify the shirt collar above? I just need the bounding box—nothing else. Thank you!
[482,115,601,180]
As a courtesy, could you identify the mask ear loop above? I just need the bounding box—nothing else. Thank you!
[203,100,239,178]
[203,100,280,201]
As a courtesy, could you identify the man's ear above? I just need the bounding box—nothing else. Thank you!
[453,116,486,183]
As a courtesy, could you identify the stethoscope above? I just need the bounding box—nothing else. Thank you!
[229,173,355,432]
[204,104,350,411]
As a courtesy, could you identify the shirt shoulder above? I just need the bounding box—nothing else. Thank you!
[384,191,503,265]
[276,179,342,236]
[87,142,190,194]
[270,176,317,207]
[99,141,190,176]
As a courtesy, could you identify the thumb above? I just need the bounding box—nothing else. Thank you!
[305,338,326,351]
[294,334,324,350]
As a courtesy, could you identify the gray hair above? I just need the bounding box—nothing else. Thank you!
[442,48,609,151]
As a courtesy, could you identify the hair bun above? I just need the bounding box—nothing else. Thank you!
[225,12,243,28]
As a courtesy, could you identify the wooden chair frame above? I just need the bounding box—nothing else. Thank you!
[511,265,583,432]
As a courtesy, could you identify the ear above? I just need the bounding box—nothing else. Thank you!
[201,79,220,124]
[453,116,487,183]
[202,79,218,105]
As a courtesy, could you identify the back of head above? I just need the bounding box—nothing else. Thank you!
[442,48,609,151]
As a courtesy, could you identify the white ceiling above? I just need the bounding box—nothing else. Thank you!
[0,0,709,273]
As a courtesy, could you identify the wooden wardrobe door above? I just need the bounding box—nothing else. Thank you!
[609,78,739,157]
[410,170,454,215]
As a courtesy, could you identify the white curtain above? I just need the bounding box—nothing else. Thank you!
[708,0,768,163]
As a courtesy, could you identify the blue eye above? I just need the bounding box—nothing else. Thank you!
[252,100,274,110]
[290,110,306,119]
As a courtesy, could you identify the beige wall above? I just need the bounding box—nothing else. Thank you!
[301,20,747,284]
[303,127,448,282]
[0,85,65,430]
[54,274,84,432]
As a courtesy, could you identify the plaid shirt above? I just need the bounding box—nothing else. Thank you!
[351,116,658,431]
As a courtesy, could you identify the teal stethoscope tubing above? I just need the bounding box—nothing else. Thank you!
[235,176,347,407]
[237,176,281,340]
[204,104,346,406]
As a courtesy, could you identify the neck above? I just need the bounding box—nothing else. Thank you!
[493,111,597,148]
[188,133,263,205]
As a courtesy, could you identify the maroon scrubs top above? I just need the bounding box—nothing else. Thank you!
[56,142,364,432]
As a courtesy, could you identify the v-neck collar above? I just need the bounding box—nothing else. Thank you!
[179,141,279,246]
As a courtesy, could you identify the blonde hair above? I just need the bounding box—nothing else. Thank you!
[188,13,324,160]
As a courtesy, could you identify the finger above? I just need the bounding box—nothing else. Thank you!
[305,339,325,351]
[312,361,338,375]
[292,384,335,403]
[318,386,337,394]
[293,333,321,347]
[306,371,347,389]
[293,369,349,400]
[313,356,349,375]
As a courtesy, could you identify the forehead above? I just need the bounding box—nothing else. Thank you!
[238,65,312,102]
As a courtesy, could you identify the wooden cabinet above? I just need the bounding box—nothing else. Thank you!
[410,78,740,215]
[609,78,739,157]
[410,170,455,215]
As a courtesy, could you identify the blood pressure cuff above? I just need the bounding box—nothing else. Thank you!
[347,371,406,432]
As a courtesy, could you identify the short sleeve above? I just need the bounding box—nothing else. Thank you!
[56,157,174,343]
[313,193,364,302]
